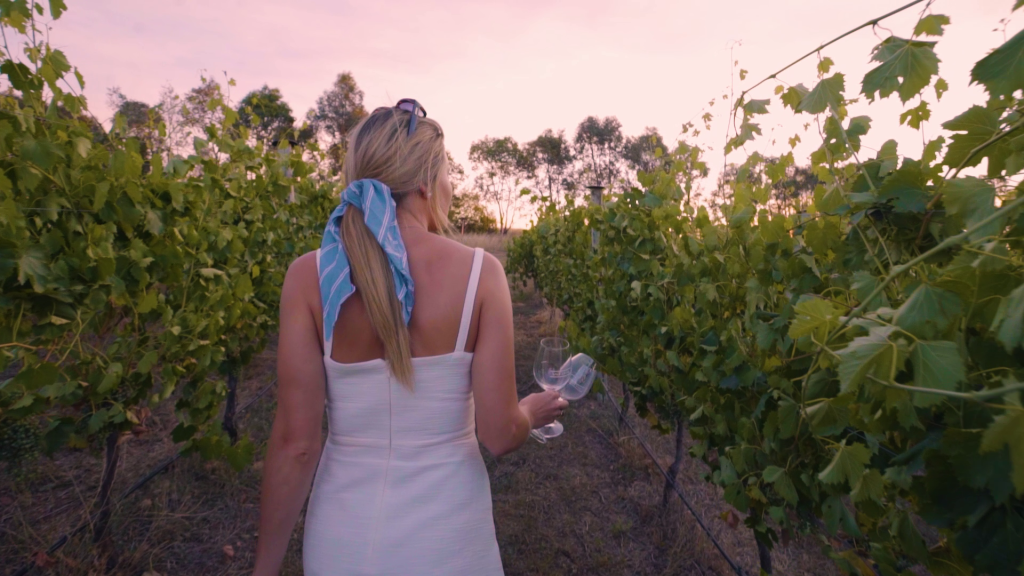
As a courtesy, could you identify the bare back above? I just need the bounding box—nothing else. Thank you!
[320,231,486,362]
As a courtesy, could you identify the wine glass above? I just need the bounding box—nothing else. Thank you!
[560,353,597,401]
[532,337,571,440]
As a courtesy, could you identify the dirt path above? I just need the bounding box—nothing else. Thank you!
[485,288,833,576]
[1,249,835,576]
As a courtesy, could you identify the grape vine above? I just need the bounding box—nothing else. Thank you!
[510,4,1024,575]
[0,0,334,483]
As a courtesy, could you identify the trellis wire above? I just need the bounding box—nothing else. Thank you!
[602,374,749,576]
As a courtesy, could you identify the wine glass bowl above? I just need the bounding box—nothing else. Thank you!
[533,337,570,391]
[560,353,596,401]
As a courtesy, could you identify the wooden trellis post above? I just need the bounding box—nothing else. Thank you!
[585,185,610,404]
[586,184,604,249]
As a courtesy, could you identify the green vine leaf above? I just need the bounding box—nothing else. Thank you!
[725,120,762,153]
[819,440,872,488]
[943,177,1002,241]
[806,397,851,436]
[877,161,929,213]
[899,100,930,130]
[991,284,1024,352]
[838,327,904,393]
[894,284,963,340]
[970,27,1024,98]
[822,495,863,537]
[877,139,899,176]
[763,465,785,482]
[17,245,50,291]
[942,106,1009,177]
[818,57,835,76]
[979,396,1024,496]
[893,511,930,563]
[789,298,839,342]
[137,351,159,374]
[909,340,966,407]
[780,83,809,111]
[743,98,771,116]
[48,0,67,18]
[851,469,885,504]
[851,271,890,311]
[764,466,799,505]
[862,37,940,103]
[798,74,845,114]
[914,14,950,37]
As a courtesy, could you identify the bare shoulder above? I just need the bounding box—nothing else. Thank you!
[476,250,510,299]
[478,250,506,278]
[282,250,320,304]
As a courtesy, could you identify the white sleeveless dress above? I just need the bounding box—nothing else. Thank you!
[303,247,504,575]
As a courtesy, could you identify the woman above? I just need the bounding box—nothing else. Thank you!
[252,99,568,576]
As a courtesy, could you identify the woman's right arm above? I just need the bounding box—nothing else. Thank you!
[253,253,326,576]
[471,253,566,457]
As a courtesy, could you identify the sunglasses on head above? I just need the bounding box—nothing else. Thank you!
[373,98,427,137]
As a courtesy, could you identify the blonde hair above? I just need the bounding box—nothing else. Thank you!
[340,107,448,389]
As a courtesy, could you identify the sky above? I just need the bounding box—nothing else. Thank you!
[38,0,1022,223]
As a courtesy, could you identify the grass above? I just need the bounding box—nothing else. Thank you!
[450,230,518,261]
[1,233,837,576]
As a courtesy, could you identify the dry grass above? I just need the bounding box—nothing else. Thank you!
[2,236,837,576]
[0,346,286,576]
[451,231,519,261]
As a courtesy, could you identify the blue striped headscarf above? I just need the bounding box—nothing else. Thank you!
[319,178,414,342]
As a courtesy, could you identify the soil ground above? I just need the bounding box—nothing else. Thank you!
[1,236,836,576]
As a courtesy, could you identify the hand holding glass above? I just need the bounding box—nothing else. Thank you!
[530,343,597,443]
[532,338,571,440]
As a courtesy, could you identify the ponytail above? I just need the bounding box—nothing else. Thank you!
[336,105,447,390]
[341,208,414,389]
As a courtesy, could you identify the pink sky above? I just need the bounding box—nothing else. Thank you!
[46,0,1018,222]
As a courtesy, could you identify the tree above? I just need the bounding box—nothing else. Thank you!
[448,192,497,233]
[155,84,190,154]
[150,77,231,157]
[107,87,164,170]
[180,77,226,133]
[447,150,467,191]
[525,129,575,206]
[768,163,819,215]
[709,162,740,216]
[622,127,670,184]
[445,151,496,232]
[710,157,818,218]
[469,136,535,234]
[573,116,624,191]
[310,72,367,166]
[237,85,297,145]
[669,139,709,206]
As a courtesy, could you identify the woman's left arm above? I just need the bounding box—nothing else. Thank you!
[253,253,326,576]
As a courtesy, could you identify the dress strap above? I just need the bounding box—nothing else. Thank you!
[455,248,485,353]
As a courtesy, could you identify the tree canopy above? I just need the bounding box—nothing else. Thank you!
[237,85,297,145]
